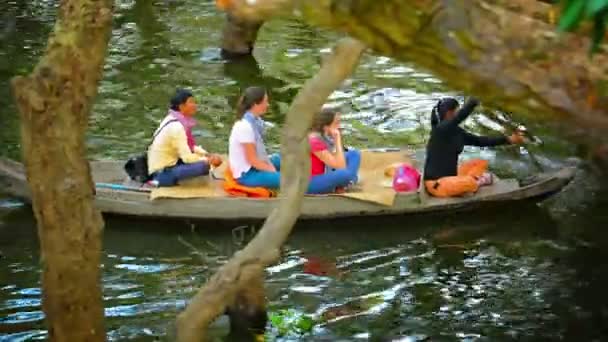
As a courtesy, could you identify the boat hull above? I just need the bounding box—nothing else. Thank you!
[0,158,576,221]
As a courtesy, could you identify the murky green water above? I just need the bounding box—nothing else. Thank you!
[1,0,608,341]
[2,181,608,341]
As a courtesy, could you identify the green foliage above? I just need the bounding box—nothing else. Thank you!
[558,0,608,53]
[268,309,316,337]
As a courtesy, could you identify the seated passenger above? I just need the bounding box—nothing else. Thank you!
[307,108,361,194]
[423,97,524,198]
[147,89,222,187]
[228,86,281,189]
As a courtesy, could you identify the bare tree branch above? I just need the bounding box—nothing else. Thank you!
[175,37,366,341]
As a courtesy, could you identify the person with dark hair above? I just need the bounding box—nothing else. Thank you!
[423,97,524,197]
[147,89,222,187]
[228,86,281,189]
[307,108,361,194]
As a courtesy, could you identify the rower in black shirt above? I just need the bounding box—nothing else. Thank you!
[423,97,524,198]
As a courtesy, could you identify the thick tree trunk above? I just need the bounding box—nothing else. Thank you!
[221,0,608,139]
[176,38,366,341]
[10,0,113,340]
[220,13,264,58]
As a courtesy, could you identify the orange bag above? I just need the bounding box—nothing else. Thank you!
[457,159,488,178]
[223,165,276,198]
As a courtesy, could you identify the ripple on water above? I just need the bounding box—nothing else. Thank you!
[0,199,24,209]
[114,263,180,274]
[11,288,41,297]
[0,229,597,341]
[0,310,44,324]
[0,330,47,342]
[103,282,141,292]
[1,298,41,311]
[8,263,38,274]
[115,291,144,300]
[267,256,306,275]
[105,299,186,318]
[106,326,159,341]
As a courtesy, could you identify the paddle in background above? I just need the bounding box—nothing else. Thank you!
[485,111,547,174]
[461,95,546,173]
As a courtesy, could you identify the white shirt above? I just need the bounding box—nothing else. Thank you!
[229,119,256,178]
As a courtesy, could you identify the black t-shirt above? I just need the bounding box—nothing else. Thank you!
[423,99,509,181]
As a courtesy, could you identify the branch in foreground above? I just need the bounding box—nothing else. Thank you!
[175,37,366,342]
[10,0,113,340]
[223,0,608,141]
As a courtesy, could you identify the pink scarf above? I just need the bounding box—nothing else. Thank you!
[168,109,196,152]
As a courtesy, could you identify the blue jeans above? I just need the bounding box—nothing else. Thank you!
[237,154,281,189]
[152,160,210,187]
[307,149,361,194]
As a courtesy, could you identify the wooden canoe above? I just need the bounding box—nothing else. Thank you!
[0,153,575,221]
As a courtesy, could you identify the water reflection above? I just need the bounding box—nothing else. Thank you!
[1,194,608,340]
[221,53,298,127]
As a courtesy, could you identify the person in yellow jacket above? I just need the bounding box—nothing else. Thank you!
[147,89,222,187]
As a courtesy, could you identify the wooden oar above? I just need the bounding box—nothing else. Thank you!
[474,103,546,172]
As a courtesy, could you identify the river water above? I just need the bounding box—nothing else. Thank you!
[1,0,608,341]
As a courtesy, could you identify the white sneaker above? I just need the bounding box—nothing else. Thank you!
[144,180,159,188]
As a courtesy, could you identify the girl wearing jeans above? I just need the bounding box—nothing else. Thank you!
[307,108,361,194]
[228,86,281,189]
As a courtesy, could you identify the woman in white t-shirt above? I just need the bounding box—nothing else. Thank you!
[228,86,281,189]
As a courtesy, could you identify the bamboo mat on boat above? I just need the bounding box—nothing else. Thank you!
[149,166,229,200]
[150,150,414,206]
[330,150,412,206]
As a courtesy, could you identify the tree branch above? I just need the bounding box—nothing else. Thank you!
[10,0,113,340]
[175,37,366,341]
[221,0,608,140]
